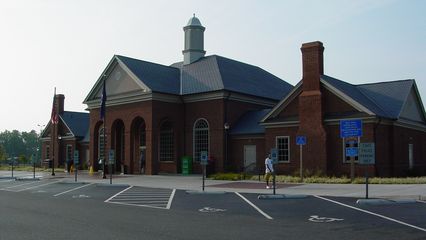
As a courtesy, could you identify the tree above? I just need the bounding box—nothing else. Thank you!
[0,130,40,163]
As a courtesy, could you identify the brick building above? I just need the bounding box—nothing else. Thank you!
[81,16,426,177]
[41,94,90,172]
[255,42,426,177]
[83,16,292,175]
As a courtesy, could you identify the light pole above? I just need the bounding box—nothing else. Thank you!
[224,123,230,171]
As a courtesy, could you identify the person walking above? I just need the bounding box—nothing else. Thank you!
[265,154,274,189]
[140,150,146,174]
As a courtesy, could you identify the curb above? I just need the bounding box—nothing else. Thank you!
[0,176,15,180]
[15,178,41,181]
[186,190,227,195]
[96,183,130,187]
[356,198,417,205]
[258,194,308,199]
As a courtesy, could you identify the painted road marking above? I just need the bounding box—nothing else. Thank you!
[105,186,174,209]
[308,215,344,223]
[417,200,426,204]
[199,207,226,213]
[314,195,426,233]
[235,192,273,220]
[54,183,95,197]
[17,180,62,192]
[166,189,176,209]
[5,181,38,189]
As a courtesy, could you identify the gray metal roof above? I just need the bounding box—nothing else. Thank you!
[61,111,90,138]
[116,55,181,95]
[172,55,293,100]
[321,75,415,119]
[230,109,271,135]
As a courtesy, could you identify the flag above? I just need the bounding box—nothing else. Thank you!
[50,89,58,124]
[100,79,107,120]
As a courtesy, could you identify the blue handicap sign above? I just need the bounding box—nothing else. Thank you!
[345,147,358,157]
[296,136,306,145]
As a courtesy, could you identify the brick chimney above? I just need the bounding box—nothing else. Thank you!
[55,94,65,115]
[297,41,327,174]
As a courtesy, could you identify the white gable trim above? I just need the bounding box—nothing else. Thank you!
[115,57,151,93]
[59,115,75,138]
[83,55,151,104]
[260,81,303,123]
[321,79,375,115]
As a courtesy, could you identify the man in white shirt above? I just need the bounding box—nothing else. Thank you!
[265,154,274,189]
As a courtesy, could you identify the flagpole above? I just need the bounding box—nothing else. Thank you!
[52,87,56,176]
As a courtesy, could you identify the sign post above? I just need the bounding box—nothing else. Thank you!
[200,151,208,191]
[296,136,306,181]
[340,119,362,181]
[73,150,79,182]
[359,143,375,199]
[108,150,115,185]
[270,148,277,195]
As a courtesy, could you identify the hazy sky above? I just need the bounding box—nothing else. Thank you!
[0,0,425,132]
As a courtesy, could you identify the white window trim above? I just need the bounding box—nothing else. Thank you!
[159,122,174,162]
[275,136,290,163]
[193,118,210,162]
[66,144,73,162]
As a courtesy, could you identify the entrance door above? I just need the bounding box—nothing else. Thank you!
[244,145,256,173]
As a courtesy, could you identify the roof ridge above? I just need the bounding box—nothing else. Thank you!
[116,54,179,70]
[357,79,414,87]
[62,111,89,115]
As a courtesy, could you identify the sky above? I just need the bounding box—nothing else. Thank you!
[0,0,425,132]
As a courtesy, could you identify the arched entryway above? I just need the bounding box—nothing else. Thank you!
[111,119,125,174]
[131,117,146,174]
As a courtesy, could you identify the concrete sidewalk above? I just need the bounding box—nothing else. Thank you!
[2,170,426,200]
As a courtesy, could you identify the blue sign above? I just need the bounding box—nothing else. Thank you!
[345,147,358,157]
[340,119,362,138]
[73,150,79,165]
[296,136,306,145]
[200,151,208,165]
[108,150,115,165]
[270,148,278,164]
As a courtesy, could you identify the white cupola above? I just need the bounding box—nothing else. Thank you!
[182,14,206,65]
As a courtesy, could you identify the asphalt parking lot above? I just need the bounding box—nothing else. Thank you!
[1,175,426,240]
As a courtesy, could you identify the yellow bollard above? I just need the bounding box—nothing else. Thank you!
[89,166,94,176]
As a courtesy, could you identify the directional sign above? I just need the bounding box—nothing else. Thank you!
[345,147,358,157]
[73,150,79,165]
[340,119,362,138]
[359,143,375,165]
[296,136,306,145]
[200,151,208,165]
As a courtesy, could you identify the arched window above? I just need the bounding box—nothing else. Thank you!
[193,119,209,162]
[98,127,105,160]
[159,121,174,162]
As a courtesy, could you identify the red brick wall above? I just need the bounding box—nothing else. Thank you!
[229,136,265,173]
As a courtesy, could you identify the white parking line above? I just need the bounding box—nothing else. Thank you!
[235,192,273,220]
[314,195,426,233]
[417,200,426,204]
[166,189,176,209]
[17,180,62,192]
[104,186,133,202]
[6,181,38,189]
[54,183,96,197]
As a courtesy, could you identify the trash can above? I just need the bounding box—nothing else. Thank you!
[181,156,192,175]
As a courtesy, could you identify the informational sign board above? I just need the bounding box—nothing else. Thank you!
[296,136,306,145]
[200,151,208,165]
[270,148,278,164]
[345,147,358,157]
[108,150,115,165]
[73,150,79,165]
[359,143,375,165]
[340,119,363,138]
